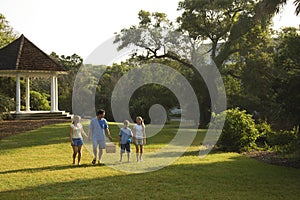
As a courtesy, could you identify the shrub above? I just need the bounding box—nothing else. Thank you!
[30,91,51,110]
[213,108,259,152]
[255,121,272,148]
[0,94,14,120]
[294,127,300,156]
[267,128,298,147]
[267,126,299,154]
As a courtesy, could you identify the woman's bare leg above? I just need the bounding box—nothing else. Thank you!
[135,144,139,161]
[77,145,82,165]
[72,146,78,164]
[139,145,143,161]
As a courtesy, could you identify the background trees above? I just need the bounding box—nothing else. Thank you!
[0,13,16,48]
[273,27,300,128]
[0,0,299,129]
[0,14,17,119]
[50,53,83,112]
[113,0,299,129]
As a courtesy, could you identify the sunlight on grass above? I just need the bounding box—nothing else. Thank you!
[0,121,299,199]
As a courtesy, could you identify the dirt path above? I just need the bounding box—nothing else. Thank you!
[244,151,300,169]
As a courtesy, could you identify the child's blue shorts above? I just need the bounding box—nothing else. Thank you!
[120,143,131,153]
[72,138,83,146]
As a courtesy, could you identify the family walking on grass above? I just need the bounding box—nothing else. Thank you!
[69,109,146,165]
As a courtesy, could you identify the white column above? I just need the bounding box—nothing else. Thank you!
[51,75,56,112]
[25,76,30,111]
[55,76,59,111]
[16,74,21,113]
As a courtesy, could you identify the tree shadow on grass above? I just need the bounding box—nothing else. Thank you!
[1,157,299,200]
[0,163,98,175]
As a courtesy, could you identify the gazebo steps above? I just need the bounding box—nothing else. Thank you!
[10,111,72,120]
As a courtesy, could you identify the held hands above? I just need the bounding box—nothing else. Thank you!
[83,132,88,139]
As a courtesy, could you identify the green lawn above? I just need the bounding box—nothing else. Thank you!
[0,122,299,199]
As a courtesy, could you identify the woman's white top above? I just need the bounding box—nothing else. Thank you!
[70,123,83,139]
[133,124,144,139]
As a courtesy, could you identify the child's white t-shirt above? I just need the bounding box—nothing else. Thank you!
[133,124,144,139]
[70,123,83,139]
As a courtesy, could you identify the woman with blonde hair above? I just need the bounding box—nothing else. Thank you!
[133,116,146,162]
[70,115,87,165]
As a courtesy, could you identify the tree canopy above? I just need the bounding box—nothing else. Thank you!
[0,14,17,48]
[0,1,299,128]
[113,0,300,128]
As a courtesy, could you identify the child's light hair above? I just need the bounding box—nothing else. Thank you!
[136,116,145,128]
[73,115,81,124]
[123,120,130,126]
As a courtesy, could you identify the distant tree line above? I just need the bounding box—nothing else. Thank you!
[0,0,299,130]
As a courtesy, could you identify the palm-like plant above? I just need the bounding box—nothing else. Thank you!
[294,0,300,15]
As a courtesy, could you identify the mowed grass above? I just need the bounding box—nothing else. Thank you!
[0,122,299,199]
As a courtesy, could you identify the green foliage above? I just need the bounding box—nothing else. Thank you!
[294,127,300,155]
[30,91,50,110]
[0,5,299,133]
[30,77,51,95]
[129,84,178,123]
[0,77,16,98]
[0,14,18,112]
[267,127,299,153]
[255,120,272,148]
[273,27,300,128]
[177,0,255,41]
[0,13,17,48]
[95,62,179,122]
[94,63,133,120]
[213,108,259,152]
[254,121,300,157]
[223,27,300,129]
[0,94,14,120]
[113,1,292,128]
[50,53,83,112]
[223,25,277,117]
[296,0,300,15]
[137,10,169,28]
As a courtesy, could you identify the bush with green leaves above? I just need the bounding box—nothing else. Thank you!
[294,127,300,156]
[267,126,299,154]
[213,108,259,152]
[30,91,51,110]
[0,94,14,120]
[255,120,272,148]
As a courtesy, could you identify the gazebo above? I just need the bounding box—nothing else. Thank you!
[0,34,71,119]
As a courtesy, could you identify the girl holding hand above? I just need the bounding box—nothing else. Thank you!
[133,116,146,162]
[70,115,87,165]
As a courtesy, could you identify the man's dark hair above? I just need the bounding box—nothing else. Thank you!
[97,109,105,116]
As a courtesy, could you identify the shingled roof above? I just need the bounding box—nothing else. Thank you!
[0,34,65,72]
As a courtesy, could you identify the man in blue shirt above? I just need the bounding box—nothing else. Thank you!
[88,109,112,165]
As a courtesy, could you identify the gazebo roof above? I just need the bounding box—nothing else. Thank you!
[0,34,66,75]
